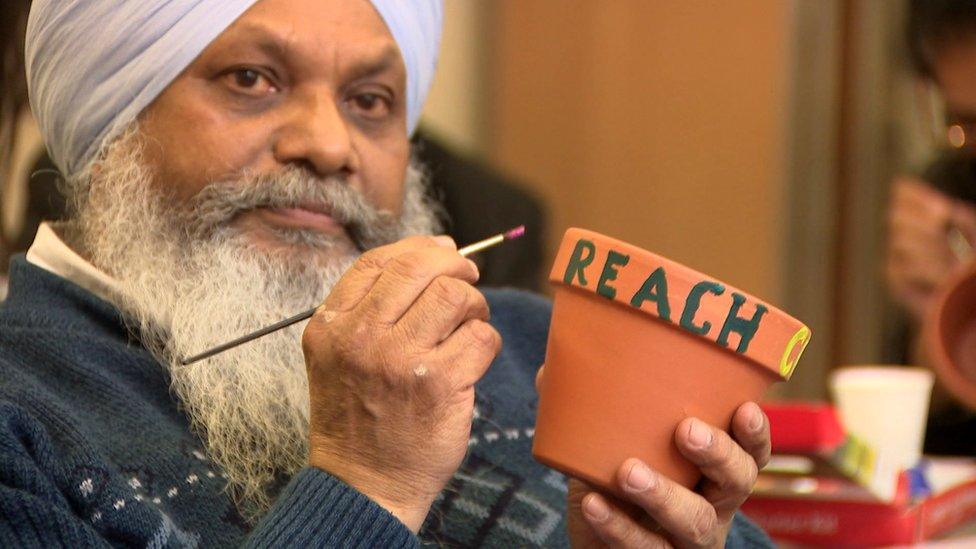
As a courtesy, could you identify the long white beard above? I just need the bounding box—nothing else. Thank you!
[67,127,440,519]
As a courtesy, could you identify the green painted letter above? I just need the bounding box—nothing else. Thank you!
[596,250,630,299]
[717,292,768,353]
[630,267,671,321]
[563,239,596,286]
[679,281,725,335]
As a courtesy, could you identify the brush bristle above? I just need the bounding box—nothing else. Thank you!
[504,225,526,240]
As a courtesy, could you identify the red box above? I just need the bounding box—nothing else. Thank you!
[742,469,976,546]
[764,401,846,453]
[744,402,976,546]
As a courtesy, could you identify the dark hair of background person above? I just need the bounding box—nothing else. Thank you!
[907,0,976,80]
[903,0,976,205]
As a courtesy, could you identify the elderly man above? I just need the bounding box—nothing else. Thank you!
[1,0,773,546]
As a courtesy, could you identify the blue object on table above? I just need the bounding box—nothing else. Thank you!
[908,460,933,500]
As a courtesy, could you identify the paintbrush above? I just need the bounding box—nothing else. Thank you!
[180,225,526,365]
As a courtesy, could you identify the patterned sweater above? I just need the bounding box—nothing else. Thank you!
[0,257,772,547]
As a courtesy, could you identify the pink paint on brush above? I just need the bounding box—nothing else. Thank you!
[505,225,526,240]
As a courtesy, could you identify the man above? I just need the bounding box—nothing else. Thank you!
[1,0,773,546]
[886,0,976,455]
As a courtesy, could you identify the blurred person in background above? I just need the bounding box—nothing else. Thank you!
[0,0,35,293]
[886,0,976,454]
[0,0,65,298]
[414,131,547,292]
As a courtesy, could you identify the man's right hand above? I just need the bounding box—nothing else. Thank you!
[302,235,501,532]
[885,177,976,323]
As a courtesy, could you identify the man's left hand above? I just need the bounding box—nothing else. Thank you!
[566,402,770,548]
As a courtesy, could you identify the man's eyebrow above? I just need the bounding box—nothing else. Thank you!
[228,22,291,58]
[344,44,402,81]
[224,22,402,80]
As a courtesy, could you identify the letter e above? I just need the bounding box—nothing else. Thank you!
[597,250,630,299]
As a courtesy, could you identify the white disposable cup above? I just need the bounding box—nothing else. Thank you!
[829,366,934,472]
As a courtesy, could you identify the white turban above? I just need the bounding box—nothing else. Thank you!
[25,0,443,177]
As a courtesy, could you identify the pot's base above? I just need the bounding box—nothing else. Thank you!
[533,284,775,494]
[532,442,700,500]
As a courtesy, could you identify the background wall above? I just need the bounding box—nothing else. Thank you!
[420,0,489,156]
[421,0,915,401]
[486,0,791,308]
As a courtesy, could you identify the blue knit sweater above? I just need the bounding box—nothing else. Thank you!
[0,257,772,547]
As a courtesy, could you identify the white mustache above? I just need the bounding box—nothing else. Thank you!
[182,168,402,250]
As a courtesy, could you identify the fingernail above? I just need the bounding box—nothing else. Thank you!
[433,235,456,248]
[467,259,480,274]
[625,461,657,492]
[688,419,713,450]
[582,494,610,522]
[749,407,764,432]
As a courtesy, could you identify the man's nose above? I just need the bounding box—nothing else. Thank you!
[274,90,356,177]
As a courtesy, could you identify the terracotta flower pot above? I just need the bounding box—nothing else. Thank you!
[532,228,811,495]
[924,263,976,410]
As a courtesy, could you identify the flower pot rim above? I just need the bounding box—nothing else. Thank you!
[548,227,810,381]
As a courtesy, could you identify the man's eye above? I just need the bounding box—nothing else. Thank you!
[224,68,278,95]
[349,93,391,119]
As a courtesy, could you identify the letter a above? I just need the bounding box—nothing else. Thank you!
[630,267,671,322]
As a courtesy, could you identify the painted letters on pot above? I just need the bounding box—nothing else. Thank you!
[551,230,810,380]
[562,238,769,356]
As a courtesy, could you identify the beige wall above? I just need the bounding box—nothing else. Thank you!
[487,0,791,306]
[419,0,488,156]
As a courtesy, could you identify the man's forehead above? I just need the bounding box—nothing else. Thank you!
[227,0,397,54]
[211,12,404,77]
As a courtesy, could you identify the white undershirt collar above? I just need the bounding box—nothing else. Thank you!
[25,221,121,305]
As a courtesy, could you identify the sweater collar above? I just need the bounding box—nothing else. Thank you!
[3,254,130,340]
